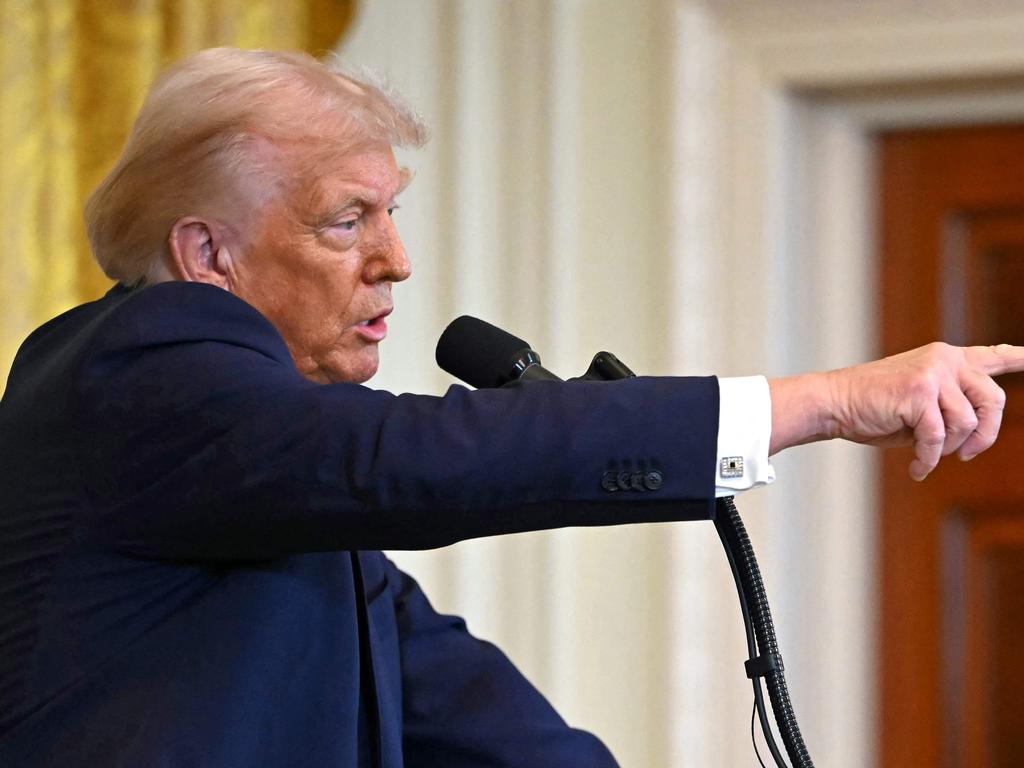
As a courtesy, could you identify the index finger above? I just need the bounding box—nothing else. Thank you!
[967,344,1024,376]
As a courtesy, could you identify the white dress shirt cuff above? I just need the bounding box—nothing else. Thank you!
[715,375,775,497]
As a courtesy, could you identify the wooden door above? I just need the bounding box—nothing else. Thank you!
[880,125,1024,768]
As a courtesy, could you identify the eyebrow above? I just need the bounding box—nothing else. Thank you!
[309,167,414,230]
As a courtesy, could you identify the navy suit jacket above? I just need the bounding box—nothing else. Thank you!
[0,282,719,766]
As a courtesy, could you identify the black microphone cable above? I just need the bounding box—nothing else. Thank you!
[713,496,787,768]
[715,495,814,768]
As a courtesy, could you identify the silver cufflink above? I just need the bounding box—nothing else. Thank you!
[720,456,744,479]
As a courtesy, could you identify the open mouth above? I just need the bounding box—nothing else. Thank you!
[354,309,392,341]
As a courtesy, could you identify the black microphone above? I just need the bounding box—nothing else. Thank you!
[435,316,563,389]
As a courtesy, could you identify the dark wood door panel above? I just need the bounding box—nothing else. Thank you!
[945,210,1024,396]
[942,508,1024,768]
[880,124,1024,768]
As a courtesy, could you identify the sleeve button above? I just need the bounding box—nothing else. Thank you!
[601,471,619,492]
[643,470,663,491]
[616,471,633,491]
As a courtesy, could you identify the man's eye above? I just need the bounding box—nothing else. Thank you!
[334,219,358,232]
[387,205,399,217]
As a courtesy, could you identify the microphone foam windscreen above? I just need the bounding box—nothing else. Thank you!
[435,315,531,389]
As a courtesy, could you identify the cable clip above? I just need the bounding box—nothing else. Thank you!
[744,653,783,679]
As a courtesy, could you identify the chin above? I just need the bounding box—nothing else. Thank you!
[344,368,376,385]
[326,349,379,385]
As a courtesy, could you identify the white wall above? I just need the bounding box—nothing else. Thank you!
[339,1,1024,766]
[341,3,684,765]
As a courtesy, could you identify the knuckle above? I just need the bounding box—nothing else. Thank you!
[910,372,938,399]
[950,415,979,435]
[993,385,1007,410]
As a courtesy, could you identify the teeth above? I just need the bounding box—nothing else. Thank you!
[358,320,371,326]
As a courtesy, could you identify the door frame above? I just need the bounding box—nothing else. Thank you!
[667,6,1024,766]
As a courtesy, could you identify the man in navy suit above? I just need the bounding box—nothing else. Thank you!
[1,48,1022,766]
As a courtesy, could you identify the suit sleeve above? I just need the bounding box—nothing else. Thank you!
[387,560,620,768]
[74,283,719,559]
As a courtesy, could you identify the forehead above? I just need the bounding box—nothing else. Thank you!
[298,143,407,213]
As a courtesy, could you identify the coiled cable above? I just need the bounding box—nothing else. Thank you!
[714,496,814,768]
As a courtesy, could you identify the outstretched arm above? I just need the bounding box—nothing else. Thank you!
[768,342,1024,480]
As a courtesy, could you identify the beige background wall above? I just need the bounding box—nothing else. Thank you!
[340,1,1024,766]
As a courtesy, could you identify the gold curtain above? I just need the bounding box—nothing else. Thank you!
[0,0,356,384]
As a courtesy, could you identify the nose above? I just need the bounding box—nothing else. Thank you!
[364,216,411,284]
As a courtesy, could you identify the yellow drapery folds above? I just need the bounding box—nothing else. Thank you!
[0,0,355,384]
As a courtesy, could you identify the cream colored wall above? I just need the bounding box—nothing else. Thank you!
[340,1,1024,766]
[342,3,682,765]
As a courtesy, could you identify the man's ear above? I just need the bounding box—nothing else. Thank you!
[167,217,236,289]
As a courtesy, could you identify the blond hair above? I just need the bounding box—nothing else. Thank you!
[84,48,427,285]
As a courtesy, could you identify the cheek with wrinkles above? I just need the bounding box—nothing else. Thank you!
[301,279,357,349]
